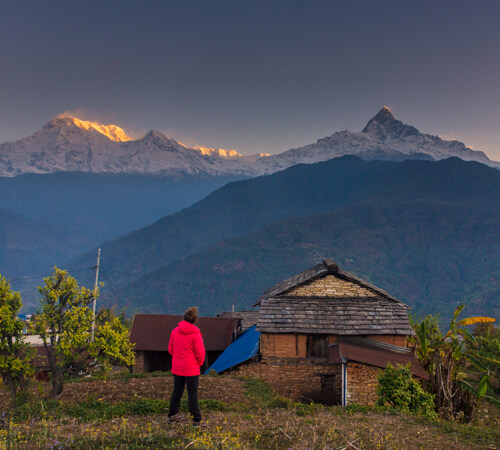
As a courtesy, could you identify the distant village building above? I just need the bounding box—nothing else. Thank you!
[211,259,427,406]
[130,314,239,373]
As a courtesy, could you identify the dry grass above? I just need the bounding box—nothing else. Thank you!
[1,373,499,449]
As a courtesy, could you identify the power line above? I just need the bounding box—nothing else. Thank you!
[99,267,122,303]
[111,269,252,295]
[8,266,95,282]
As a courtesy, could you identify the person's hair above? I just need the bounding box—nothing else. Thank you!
[183,306,198,324]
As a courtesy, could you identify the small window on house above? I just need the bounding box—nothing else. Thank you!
[307,335,328,358]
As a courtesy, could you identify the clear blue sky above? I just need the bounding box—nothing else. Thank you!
[1,0,499,160]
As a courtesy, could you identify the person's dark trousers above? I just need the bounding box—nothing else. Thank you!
[168,374,201,422]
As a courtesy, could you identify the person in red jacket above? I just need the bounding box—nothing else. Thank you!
[167,306,206,425]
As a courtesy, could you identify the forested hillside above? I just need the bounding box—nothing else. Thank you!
[68,157,500,321]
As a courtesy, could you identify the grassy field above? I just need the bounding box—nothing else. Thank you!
[0,372,499,449]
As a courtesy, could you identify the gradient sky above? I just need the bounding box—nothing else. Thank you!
[1,0,499,160]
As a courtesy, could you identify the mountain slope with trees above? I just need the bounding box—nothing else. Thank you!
[69,156,395,286]
[115,199,500,320]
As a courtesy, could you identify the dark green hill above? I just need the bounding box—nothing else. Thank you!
[116,200,500,321]
[367,157,500,206]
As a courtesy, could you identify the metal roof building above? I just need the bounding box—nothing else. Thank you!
[130,314,239,373]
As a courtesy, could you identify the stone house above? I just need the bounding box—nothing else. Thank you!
[227,259,427,406]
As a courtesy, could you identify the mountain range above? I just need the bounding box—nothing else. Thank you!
[1,107,498,178]
[1,107,499,319]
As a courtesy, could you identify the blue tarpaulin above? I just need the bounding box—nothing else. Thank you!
[205,325,260,374]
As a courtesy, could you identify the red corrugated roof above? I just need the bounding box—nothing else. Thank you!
[130,314,239,352]
[329,341,428,379]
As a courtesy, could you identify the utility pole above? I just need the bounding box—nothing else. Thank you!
[91,248,101,341]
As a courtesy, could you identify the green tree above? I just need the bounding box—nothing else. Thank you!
[411,305,499,421]
[91,317,135,373]
[33,267,135,398]
[0,275,33,398]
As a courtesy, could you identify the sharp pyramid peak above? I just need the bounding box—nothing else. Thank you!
[366,106,396,126]
[376,105,395,119]
[362,106,420,140]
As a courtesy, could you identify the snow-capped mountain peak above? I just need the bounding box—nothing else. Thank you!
[365,105,395,124]
[44,116,131,142]
[0,108,498,178]
[362,106,419,142]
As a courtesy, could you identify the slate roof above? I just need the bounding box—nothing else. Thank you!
[254,259,404,306]
[256,259,414,336]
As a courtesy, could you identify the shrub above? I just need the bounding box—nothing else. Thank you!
[376,363,437,419]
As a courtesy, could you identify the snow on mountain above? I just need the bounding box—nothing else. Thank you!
[253,106,498,174]
[0,108,497,177]
[0,117,262,177]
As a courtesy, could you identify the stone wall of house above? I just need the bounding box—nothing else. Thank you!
[231,357,342,404]
[288,275,378,298]
[346,362,381,406]
[229,333,406,406]
[229,333,341,403]
[260,332,337,358]
[133,351,146,373]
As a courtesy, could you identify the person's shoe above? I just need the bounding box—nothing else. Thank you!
[168,413,183,423]
[192,420,208,427]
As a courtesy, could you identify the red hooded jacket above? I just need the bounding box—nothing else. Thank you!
[168,321,206,376]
